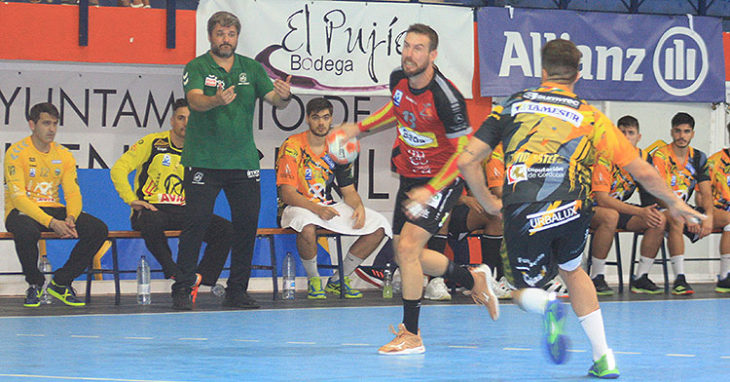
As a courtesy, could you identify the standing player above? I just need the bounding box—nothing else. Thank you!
[333,24,499,355]
[457,39,704,378]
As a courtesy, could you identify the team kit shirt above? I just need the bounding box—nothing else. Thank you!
[485,143,505,189]
[357,68,472,192]
[592,148,651,202]
[651,144,709,203]
[182,52,274,170]
[110,131,185,208]
[474,82,638,207]
[707,149,730,210]
[4,136,82,227]
[275,132,355,214]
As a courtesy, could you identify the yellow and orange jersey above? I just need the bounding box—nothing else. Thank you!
[4,136,81,226]
[652,144,709,203]
[275,132,354,209]
[473,82,638,206]
[592,148,650,201]
[707,148,730,210]
[485,143,504,189]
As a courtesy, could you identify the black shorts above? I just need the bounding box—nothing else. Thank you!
[502,200,592,289]
[448,203,471,239]
[393,176,464,235]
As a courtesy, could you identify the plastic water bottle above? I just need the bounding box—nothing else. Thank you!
[211,284,226,298]
[136,256,151,305]
[38,256,52,304]
[382,263,393,299]
[282,252,296,300]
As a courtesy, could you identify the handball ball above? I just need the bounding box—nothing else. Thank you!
[326,130,360,164]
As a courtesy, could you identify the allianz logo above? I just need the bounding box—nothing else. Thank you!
[498,27,708,96]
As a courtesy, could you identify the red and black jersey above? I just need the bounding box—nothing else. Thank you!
[358,67,471,191]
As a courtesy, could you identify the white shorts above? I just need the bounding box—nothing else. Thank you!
[280,202,392,238]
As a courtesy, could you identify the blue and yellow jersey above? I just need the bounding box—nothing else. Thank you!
[473,82,638,206]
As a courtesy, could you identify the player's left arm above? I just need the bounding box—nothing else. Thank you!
[61,152,82,222]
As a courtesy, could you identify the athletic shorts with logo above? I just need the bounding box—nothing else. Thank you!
[393,176,464,236]
[502,200,592,289]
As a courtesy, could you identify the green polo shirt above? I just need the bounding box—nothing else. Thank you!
[182,52,273,170]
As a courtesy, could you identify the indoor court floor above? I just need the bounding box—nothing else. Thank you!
[0,285,728,381]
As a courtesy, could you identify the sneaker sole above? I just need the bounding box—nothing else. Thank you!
[596,290,614,296]
[544,300,569,364]
[630,288,662,295]
[589,369,620,379]
[378,346,426,355]
[23,302,41,308]
[307,295,327,300]
[715,287,730,293]
[671,290,694,295]
[46,289,85,307]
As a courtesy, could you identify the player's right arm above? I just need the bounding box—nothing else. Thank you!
[457,138,502,217]
[4,149,54,227]
[182,61,235,112]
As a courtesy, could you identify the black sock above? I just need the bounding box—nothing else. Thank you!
[427,234,447,253]
[481,235,503,279]
[402,298,421,334]
[442,260,474,290]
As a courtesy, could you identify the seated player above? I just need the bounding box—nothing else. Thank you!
[276,98,392,299]
[110,98,232,303]
[705,123,730,293]
[5,102,108,307]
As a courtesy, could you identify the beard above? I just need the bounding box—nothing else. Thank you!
[212,43,235,58]
[310,127,330,137]
[402,60,428,78]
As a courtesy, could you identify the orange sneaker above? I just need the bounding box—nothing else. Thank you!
[377,324,425,355]
[190,273,203,306]
[469,264,500,320]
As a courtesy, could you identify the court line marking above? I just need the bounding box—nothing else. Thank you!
[124,337,154,340]
[0,374,188,382]
[71,335,100,338]
[449,345,478,349]
[233,339,260,342]
[16,334,45,337]
[178,338,207,341]
[721,356,730,359]
[503,347,532,351]
[666,353,696,357]
[567,349,586,353]
[1,298,728,319]
[287,341,316,345]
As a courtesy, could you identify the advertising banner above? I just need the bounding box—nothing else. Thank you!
[478,8,725,102]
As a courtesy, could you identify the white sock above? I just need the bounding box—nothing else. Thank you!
[330,252,364,282]
[578,309,610,361]
[516,288,550,314]
[720,254,730,278]
[670,255,685,277]
[636,256,655,277]
[301,257,319,278]
[590,257,607,279]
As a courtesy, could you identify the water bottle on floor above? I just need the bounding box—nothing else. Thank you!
[211,284,226,298]
[137,256,151,305]
[382,263,393,299]
[282,252,296,300]
[38,256,52,304]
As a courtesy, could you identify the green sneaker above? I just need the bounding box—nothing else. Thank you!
[588,349,620,379]
[325,276,362,299]
[47,280,85,307]
[23,284,43,307]
[307,276,326,299]
[715,274,730,293]
[543,297,569,364]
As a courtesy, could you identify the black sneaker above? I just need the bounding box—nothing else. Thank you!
[172,288,193,310]
[354,266,385,289]
[716,274,730,293]
[672,274,694,295]
[631,274,661,294]
[47,280,85,306]
[591,275,614,296]
[222,289,260,309]
[24,284,43,307]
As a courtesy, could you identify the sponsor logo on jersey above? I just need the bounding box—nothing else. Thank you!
[522,91,581,109]
[247,170,260,179]
[29,157,35,162]
[393,90,403,107]
[183,71,189,86]
[398,126,436,148]
[305,168,312,180]
[205,75,217,87]
[154,139,170,149]
[526,201,580,233]
[192,171,204,185]
[54,168,61,176]
[238,72,249,85]
[511,101,583,127]
[162,154,171,167]
[29,168,36,177]
[51,160,62,164]
[322,154,336,169]
[159,193,185,204]
[507,164,527,184]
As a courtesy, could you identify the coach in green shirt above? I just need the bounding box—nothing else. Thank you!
[173,11,293,310]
